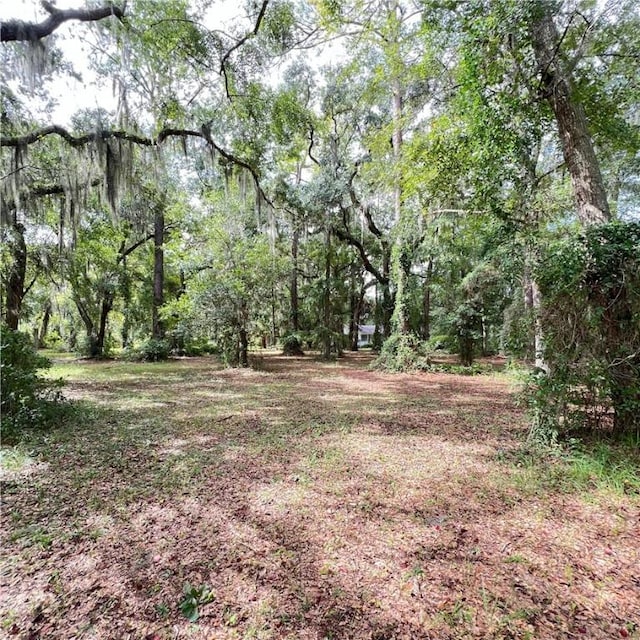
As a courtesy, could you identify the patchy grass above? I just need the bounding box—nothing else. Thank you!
[500,438,640,497]
[1,353,638,639]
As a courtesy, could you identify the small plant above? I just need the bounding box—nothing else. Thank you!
[420,362,494,376]
[178,582,214,622]
[440,599,474,628]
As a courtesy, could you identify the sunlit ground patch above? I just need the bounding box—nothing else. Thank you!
[0,448,49,481]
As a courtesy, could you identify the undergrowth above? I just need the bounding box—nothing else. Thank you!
[502,433,640,496]
[1,325,67,443]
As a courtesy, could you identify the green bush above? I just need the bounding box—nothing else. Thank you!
[424,334,455,353]
[500,298,533,359]
[374,333,430,372]
[423,362,493,376]
[529,221,640,439]
[123,338,171,362]
[1,324,64,440]
[281,333,305,356]
[165,328,215,357]
[77,333,100,358]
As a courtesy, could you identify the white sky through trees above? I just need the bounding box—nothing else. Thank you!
[2,0,116,123]
[0,0,259,126]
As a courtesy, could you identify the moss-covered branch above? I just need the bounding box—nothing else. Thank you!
[1,2,125,42]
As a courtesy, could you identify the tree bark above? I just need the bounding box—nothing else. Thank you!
[421,259,433,340]
[1,2,124,42]
[391,73,410,336]
[290,227,299,332]
[4,222,27,331]
[152,206,165,340]
[380,242,393,337]
[530,8,611,225]
[72,293,99,356]
[121,256,131,348]
[239,327,249,368]
[348,270,365,352]
[238,298,249,367]
[323,225,332,360]
[523,252,547,370]
[37,300,52,348]
[270,285,277,345]
[96,289,114,357]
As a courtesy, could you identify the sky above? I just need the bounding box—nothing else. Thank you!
[0,0,262,126]
[1,0,120,123]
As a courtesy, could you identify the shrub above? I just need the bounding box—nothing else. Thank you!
[529,221,640,439]
[124,338,171,362]
[165,328,215,357]
[1,324,64,440]
[77,333,100,358]
[423,362,494,376]
[500,297,533,359]
[374,333,430,372]
[281,333,304,356]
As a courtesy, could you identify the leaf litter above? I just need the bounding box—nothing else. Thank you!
[1,353,638,639]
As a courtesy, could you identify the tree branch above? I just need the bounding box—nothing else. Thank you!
[23,273,39,298]
[308,128,321,166]
[1,2,125,42]
[219,1,269,100]
[0,124,200,148]
[334,209,388,285]
[117,222,178,263]
[1,178,103,212]
[0,123,275,209]
[346,167,384,239]
[219,1,269,70]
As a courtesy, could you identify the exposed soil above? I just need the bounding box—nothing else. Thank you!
[1,353,638,639]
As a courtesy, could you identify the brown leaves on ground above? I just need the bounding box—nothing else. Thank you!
[1,353,638,639]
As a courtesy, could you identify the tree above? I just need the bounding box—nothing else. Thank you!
[528,3,611,226]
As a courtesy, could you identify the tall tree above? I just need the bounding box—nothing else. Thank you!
[528,2,610,225]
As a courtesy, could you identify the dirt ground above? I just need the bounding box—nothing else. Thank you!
[1,353,638,639]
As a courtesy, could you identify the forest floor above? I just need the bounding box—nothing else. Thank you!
[1,352,639,640]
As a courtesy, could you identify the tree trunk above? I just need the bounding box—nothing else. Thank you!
[121,254,131,349]
[5,222,27,330]
[530,8,610,226]
[37,300,52,348]
[459,337,474,367]
[152,206,165,340]
[390,74,410,336]
[349,276,366,352]
[290,227,299,332]
[96,289,114,357]
[271,285,277,345]
[72,295,98,357]
[349,298,359,351]
[481,314,488,356]
[323,225,332,360]
[381,282,393,338]
[523,254,546,370]
[596,287,637,433]
[238,299,249,367]
[421,259,433,340]
[239,327,248,367]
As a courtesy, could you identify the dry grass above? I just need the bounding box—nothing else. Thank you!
[1,353,638,639]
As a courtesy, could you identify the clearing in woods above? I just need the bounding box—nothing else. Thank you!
[1,353,638,639]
